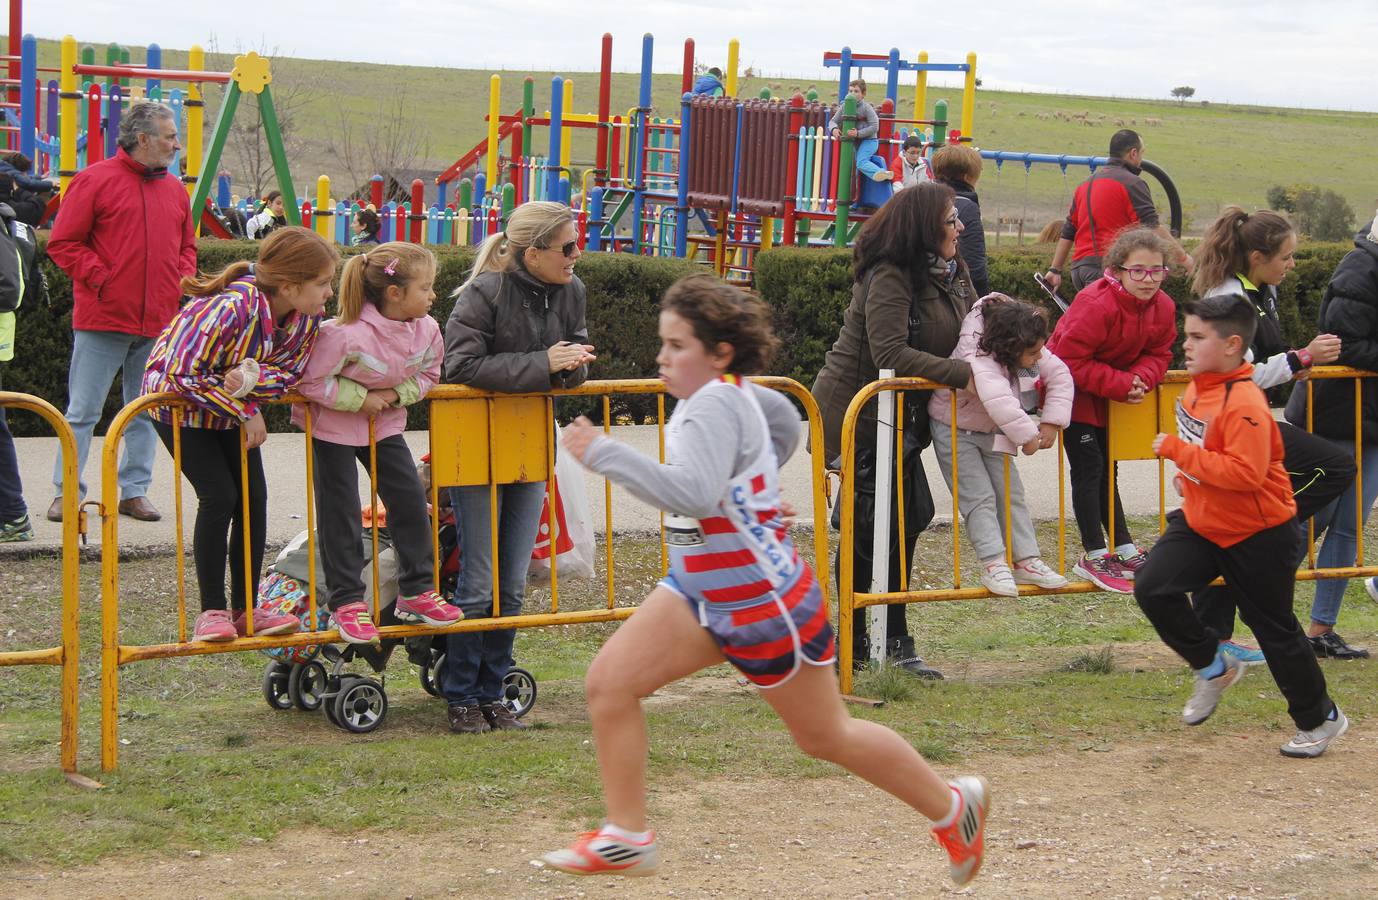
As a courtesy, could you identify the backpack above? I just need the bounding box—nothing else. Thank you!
[0,203,44,363]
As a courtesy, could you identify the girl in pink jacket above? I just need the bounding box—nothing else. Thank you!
[293,242,463,644]
[928,296,1074,596]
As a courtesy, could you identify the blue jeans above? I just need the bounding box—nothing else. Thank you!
[52,330,157,500]
[440,480,547,706]
[855,138,882,179]
[0,366,26,521]
[1310,438,1378,626]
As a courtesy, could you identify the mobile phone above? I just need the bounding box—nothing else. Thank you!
[1033,272,1069,313]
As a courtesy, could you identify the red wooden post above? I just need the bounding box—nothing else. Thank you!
[681,38,695,95]
[85,84,103,167]
[877,98,895,167]
[409,178,425,243]
[595,33,612,188]
[369,174,383,211]
[301,200,313,232]
[609,115,622,184]
[509,124,524,205]
[394,203,406,240]
[782,94,804,246]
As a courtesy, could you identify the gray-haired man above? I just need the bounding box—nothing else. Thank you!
[45,101,199,522]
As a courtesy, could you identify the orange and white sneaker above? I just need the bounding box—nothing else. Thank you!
[542,828,660,877]
[332,601,380,645]
[931,775,991,886]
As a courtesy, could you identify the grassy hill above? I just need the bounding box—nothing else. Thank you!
[23,36,1378,236]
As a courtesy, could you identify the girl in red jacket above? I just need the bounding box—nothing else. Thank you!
[1046,227,1178,594]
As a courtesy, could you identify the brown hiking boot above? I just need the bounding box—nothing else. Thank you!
[481,702,530,731]
[447,703,490,734]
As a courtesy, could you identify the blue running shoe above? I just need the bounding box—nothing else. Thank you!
[1218,640,1265,666]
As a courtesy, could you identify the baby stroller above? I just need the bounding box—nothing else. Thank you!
[258,509,537,733]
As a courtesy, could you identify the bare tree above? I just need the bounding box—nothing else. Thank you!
[200,37,322,200]
[324,90,432,200]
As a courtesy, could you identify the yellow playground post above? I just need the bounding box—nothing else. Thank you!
[914,51,928,126]
[315,175,331,237]
[726,38,740,97]
[962,52,978,139]
[58,36,78,196]
[486,74,501,187]
[185,44,206,197]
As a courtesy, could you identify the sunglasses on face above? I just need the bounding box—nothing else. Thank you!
[1117,265,1171,282]
[538,239,579,258]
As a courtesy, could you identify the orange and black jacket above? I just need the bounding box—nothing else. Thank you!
[1156,362,1297,547]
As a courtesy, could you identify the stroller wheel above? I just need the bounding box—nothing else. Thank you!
[334,677,388,733]
[501,667,537,718]
[419,650,445,698]
[288,660,328,711]
[323,675,349,728]
[262,661,293,710]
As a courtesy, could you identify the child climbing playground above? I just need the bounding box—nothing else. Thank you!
[829,78,891,183]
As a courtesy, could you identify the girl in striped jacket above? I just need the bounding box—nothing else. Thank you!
[142,227,339,643]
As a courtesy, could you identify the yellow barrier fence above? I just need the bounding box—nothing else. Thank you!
[837,367,1378,694]
[98,377,828,771]
[0,392,83,777]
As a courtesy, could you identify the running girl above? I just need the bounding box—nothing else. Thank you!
[543,274,990,886]
[293,242,462,644]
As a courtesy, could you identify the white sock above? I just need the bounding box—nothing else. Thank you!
[931,785,961,827]
[1087,548,1110,560]
[600,822,653,844]
[1114,543,1137,557]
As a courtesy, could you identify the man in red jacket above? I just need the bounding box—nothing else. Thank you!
[45,101,198,522]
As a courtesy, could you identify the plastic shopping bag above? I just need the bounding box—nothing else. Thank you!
[529,428,596,582]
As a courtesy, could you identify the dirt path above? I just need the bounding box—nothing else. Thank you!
[8,721,1376,899]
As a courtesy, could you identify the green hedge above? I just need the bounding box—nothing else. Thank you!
[5,237,1356,437]
[753,240,1356,391]
[7,241,696,437]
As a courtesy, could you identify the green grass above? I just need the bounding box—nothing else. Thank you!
[1,518,1376,867]
[24,37,1378,235]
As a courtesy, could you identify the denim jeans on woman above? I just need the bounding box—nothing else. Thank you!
[1310,440,1378,626]
[439,480,547,707]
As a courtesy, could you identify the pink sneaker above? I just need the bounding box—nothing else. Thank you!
[1114,547,1149,580]
[233,607,301,638]
[395,589,464,626]
[192,609,237,643]
[1072,553,1133,594]
[332,601,380,645]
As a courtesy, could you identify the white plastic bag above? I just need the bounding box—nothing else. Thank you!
[529,427,596,582]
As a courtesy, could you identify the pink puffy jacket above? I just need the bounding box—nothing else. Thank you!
[928,296,1074,455]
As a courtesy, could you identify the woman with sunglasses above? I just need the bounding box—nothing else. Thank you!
[1047,226,1178,594]
[440,200,596,734]
[811,182,975,679]
[1191,208,1359,661]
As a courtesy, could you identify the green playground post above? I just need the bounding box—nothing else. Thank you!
[257,84,301,226]
[934,99,949,145]
[188,80,242,232]
[522,78,535,161]
[458,178,473,212]
[501,182,516,222]
[833,96,856,248]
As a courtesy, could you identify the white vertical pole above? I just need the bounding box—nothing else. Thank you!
[869,371,895,667]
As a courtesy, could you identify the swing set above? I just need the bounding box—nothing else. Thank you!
[979,149,1183,246]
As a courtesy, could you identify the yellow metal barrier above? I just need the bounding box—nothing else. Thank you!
[0,392,83,777]
[98,378,828,770]
[836,366,1378,694]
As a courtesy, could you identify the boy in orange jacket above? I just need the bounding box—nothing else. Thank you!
[1137,295,1347,758]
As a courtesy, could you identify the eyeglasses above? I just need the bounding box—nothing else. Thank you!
[944,215,960,228]
[539,239,579,258]
[1117,265,1171,282]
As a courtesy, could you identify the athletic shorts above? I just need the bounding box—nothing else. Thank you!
[659,565,836,688]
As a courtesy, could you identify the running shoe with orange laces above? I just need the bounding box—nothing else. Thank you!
[395,589,464,626]
[931,775,991,887]
[542,828,660,876]
[332,601,380,645]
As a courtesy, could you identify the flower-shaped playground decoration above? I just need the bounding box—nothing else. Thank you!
[231,52,273,95]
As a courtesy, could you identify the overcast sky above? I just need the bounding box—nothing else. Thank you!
[26,0,1378,111]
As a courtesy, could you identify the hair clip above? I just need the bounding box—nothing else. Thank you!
[384,258,399,276]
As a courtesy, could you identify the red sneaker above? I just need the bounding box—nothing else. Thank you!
[395,589,464,626]
[233,607,301,638]
[192,609,236,643]
[1114,547,1149,580]
[332,601,380,645]
[1072,553,1133,594]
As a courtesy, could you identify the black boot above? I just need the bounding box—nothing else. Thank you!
[887,636,944,680]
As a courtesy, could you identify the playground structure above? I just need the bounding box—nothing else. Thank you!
[16,19,1181,277]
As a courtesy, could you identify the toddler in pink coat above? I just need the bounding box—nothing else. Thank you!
[293,242,463,644]
[928,295,1074,596]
